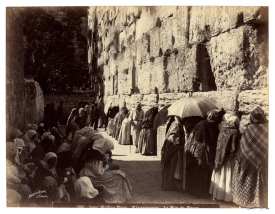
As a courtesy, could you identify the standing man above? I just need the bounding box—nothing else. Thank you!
[90,103,100,131]
[129,102,144,153]
[56,100,64,125]
[78,104,88,129]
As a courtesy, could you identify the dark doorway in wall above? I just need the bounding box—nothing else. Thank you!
[197,43,217,91]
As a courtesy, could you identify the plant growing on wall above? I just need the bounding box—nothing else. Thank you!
[20,6,90,93]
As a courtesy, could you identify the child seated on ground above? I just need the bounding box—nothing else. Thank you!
[103,150,119,170]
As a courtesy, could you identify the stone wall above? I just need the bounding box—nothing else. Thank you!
[88,6,268,128]
[88,6,268,143]
[44,91,96,120]
[6,8,25,131]
[6,8,46,133]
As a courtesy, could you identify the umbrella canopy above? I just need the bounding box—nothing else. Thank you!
[104,102,112,115]
[153,104,171,130]
[167,96,218,118]
[92,138,114,154]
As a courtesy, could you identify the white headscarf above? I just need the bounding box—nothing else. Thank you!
[43,152,58,179]
[74,176,99,199]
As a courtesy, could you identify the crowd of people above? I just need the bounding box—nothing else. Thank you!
[161,106,268,208]
[6,98,268,208]
[6,101,132,207]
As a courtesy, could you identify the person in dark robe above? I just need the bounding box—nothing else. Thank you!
[232,107,268,208]
[161,116,185,192]
[185,108,225,198]
[56,101,64,125]
[138,107,159,155]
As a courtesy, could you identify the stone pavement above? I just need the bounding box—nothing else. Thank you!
[59,125,238,208]
[95,127,238,208]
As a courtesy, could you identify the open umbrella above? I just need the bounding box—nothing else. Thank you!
[153,104,171,130]
[92,138,114,154]
[104,101,112,115]
[167,96,218,118]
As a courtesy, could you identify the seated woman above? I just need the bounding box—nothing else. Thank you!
[79,148,132,203]
[6,142,32,204]
[29,135,56,162]
[32,152,75,200]
[74,176,104,203]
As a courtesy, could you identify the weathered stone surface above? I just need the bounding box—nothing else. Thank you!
[119,30,127,52]
[136,34,150,65]
[6,8,27,131]
[24,79,44,125]
[159,16,174,55]
[158,92,188,107]
[155,6,176,21]
[238,88,268,132]
[193,91,239,112]
[126,21,136,46]
[137,62,151,95]
[148,26,160,58]
[172,7,189,49]
[142,94,158,108]
[206,25,268,91]
[189,6,267,44]
[238,88,268,114]
[135,7,157,41]
[176,46,198,92]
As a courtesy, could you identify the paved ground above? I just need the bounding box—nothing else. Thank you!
[59,125,238,208]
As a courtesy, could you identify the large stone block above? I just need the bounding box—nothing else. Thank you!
[148,26,160,58]
[135,7,157,41]
[137,62,151,94]
[155,6,176,21]
[24,79,44,125]
[188,6,268,44]
[238,88,268,116]
[177,46,198,92]
[159,16,174,55]
[158,92,188,107]
[142,94,158,108]
[193,91,239,112]
[206,25,268,91]
[171,7,189,49]
[136,34,150,65]
[150,57,164,94]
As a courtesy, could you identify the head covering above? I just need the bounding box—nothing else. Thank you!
[250,107,268,124]
[237,107,268,174]
[207,109,219,123]
[14,138,25,147]
[57,143,70,154]
[9,129,23,139]
[74,176,99,200]
[41,176,60,202]
[43,152,57,167]
[226,115,240,128]
[26,130,38,142]
[13,138,25,164]
[6,142,17,160]
[32,124,38,131]
[22,124,33,134]
[93,138,114,154]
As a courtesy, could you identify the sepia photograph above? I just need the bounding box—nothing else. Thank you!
[5,3,270,209]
